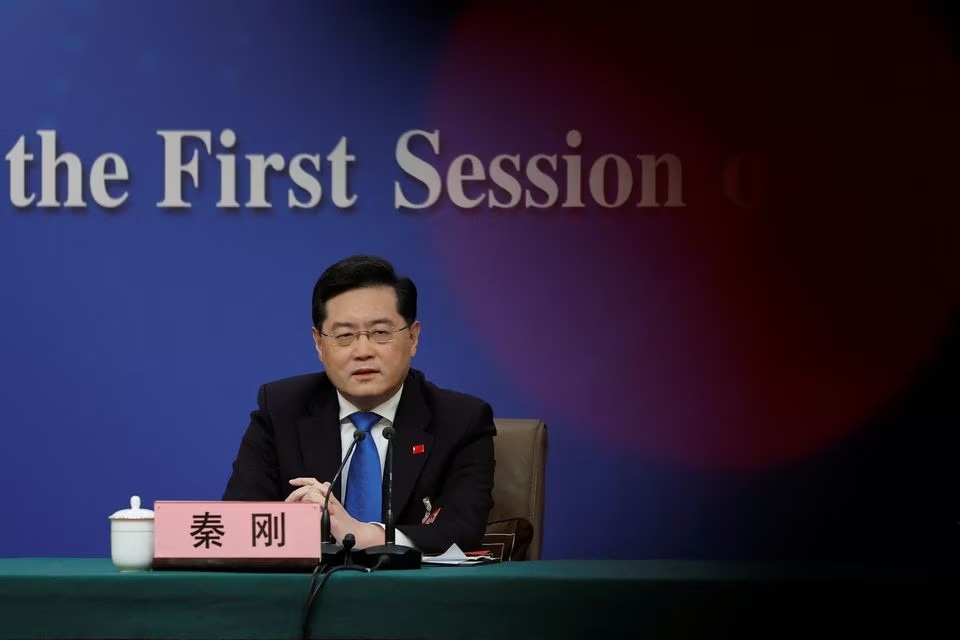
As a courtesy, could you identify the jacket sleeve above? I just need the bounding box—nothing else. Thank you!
[396,403,496,553]
[222,384,283,501]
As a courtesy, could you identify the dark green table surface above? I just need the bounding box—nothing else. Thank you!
[1,558,959,639]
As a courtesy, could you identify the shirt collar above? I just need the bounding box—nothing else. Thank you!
[336,384,404,424]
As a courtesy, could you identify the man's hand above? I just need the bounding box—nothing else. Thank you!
[285,477,385,550]
[286,477,330,504]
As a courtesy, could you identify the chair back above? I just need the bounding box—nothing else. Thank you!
[486,418,548,560]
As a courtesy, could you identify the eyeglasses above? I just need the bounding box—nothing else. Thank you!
[320,325,410,347]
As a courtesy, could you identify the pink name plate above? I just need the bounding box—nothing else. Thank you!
[153,501,322,570]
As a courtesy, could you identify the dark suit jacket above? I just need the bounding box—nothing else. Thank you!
[222,368,496,553]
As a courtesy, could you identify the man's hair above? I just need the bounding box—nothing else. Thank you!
[311,254,418,330]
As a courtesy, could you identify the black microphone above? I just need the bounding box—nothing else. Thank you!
[320,429,366,566]
[360,425,422,570]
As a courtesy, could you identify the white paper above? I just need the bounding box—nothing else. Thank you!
[422,543,493,565]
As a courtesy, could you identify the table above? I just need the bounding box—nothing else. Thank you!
[1,558,958,639]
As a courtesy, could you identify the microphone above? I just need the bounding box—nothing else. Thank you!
[320,429,366,566]
[360,425,422,570]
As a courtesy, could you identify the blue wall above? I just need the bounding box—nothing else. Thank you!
[1,0,958,560]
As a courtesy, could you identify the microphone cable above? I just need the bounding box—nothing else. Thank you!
[300,565,370,640]
[368,554,391,572]
[300,533,373,640]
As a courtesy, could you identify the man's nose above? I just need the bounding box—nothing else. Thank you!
[351,333,376,356]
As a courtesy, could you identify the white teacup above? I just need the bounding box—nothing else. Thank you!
[109,495,155,571]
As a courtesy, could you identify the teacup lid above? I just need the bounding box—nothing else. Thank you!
[109,495,155,520]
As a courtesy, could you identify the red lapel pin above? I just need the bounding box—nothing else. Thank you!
[412,443,425,455]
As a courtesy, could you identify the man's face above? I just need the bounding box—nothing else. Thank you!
[312,286,420,411]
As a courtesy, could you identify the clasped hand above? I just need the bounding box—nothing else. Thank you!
[285,477,385,550]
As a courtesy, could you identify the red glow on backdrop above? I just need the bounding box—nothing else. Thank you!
[424,1,960,470]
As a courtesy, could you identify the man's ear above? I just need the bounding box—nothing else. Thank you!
[408,320,421,357]
[311,327,325,365]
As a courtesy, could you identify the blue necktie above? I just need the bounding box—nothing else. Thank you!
[344,412,382,523]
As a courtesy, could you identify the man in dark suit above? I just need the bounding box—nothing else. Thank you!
[223,255,496,554]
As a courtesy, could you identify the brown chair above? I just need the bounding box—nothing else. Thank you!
[483,418,548,560]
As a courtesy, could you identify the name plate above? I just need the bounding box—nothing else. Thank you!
[153,501,321,571]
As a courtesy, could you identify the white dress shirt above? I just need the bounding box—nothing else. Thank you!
[336,386,417,549]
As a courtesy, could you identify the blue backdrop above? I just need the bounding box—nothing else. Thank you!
[1,0,958,561]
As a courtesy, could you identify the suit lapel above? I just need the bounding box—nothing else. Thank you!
[296,383,343,500]
[390,374,433,516]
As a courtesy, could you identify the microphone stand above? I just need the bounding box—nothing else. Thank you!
[360,426,422,570]
[321,430,366,567]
